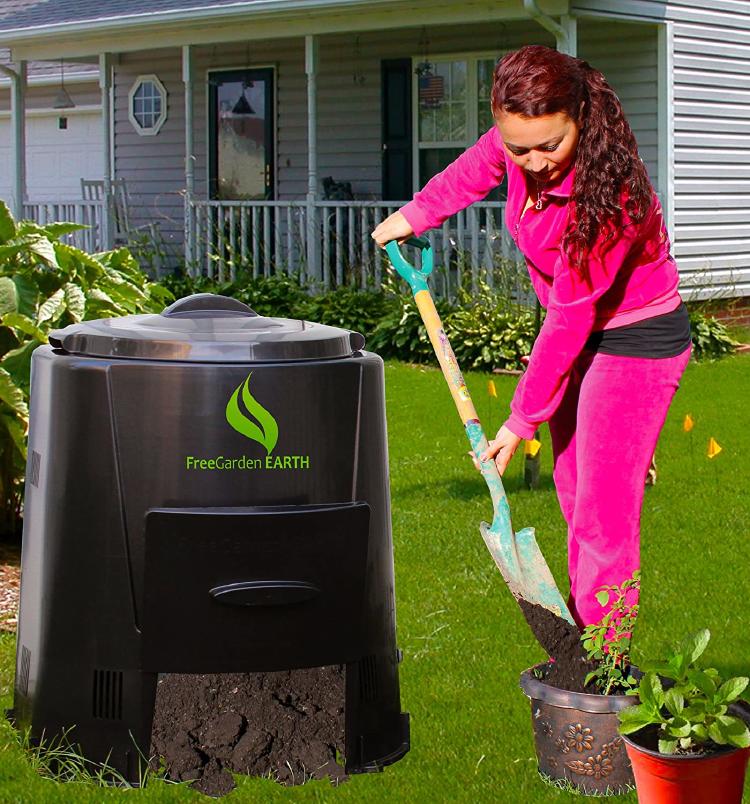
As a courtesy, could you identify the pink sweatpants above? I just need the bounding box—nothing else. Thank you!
[548,346,691,628]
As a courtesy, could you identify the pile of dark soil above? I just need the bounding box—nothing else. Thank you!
[518,599,597,692]
[150,665,346,797]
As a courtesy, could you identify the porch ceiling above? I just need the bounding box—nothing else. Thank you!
[1,0,568,61]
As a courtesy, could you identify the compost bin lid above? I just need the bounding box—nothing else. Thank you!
[48,293,366,362]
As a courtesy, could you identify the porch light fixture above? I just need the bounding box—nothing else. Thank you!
[231,81,255,115]
[53,58,75,110]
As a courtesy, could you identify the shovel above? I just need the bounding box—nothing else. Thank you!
[385,237,579,654]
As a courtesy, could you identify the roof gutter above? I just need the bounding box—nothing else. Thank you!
[523,0,574,55]
[0,0,400,45]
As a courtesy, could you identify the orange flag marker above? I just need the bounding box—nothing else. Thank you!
[683,414,694,433]
[487,380,497,398]
[707,437,722,459]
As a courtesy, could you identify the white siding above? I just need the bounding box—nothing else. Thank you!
[114,49,186,251]
[578,19,659,185]
[572,0,750,298]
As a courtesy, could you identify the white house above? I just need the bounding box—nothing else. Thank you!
[0,48,102,202]
[0,0,748,299]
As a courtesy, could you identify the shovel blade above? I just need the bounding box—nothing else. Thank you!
[479,522,575,626]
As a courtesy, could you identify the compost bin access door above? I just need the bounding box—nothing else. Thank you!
[141,502,370,672]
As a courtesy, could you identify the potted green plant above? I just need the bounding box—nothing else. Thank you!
[520,571,640,794]
[617,629,750,803]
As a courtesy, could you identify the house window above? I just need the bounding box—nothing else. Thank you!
[128,75,167,136]
[414,55,506,195]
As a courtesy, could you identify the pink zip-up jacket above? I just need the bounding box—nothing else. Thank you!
[400,125,682,440]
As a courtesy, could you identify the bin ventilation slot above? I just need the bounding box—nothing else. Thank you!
[28,451,41,488]
[92,670,123,720]
[359,655,378,702]
[17,646,30,696]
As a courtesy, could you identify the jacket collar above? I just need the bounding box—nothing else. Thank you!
[543,163,575,198]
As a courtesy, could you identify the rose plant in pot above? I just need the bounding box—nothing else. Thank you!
[520,571,641,795]
[617,628,750,804]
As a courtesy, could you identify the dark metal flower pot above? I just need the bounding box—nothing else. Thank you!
[520,662,639,795]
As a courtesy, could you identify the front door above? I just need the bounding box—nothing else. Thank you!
[208,68,275,200]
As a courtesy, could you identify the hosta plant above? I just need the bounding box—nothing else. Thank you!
[617,629,750,754]
[0,200,173,536]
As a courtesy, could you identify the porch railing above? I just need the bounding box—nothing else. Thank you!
[21,196,530,302]
[23,199,105,254]
[186,198,528,300]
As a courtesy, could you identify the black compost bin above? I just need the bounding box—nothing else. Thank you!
[12,293,409,782]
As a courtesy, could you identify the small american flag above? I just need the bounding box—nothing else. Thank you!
[419,73,444,108]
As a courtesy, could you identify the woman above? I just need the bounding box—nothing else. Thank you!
[371,45,691,629]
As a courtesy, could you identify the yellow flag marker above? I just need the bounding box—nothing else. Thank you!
[524,438,542,458]
[707,437,722,459]
[487,380,497,398]
[683,414,694,433]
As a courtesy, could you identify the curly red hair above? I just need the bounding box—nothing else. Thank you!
[491,45,653,271]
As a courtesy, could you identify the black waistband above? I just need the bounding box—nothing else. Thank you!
[585,303,691,358]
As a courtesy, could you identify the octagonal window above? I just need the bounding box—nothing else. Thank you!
[128,75,167,136]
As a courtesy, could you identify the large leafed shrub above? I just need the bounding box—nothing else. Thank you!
[0,201,173,536]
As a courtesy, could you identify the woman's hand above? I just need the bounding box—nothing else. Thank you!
[371,211,414,248]
[470,425,522,476]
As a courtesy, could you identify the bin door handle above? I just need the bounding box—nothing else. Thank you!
[162,293,259,318]
[209,580,320,606]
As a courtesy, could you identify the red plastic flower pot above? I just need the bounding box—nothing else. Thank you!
[623,733,750,804]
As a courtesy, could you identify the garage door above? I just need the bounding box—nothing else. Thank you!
[0,110,103,203]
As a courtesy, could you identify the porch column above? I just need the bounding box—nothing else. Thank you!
[99,52,114,250]
[523,1,577,57]
[183,45,195,273]
[305,34,321,283]
[558,15,577,57]
[1,61,27,220]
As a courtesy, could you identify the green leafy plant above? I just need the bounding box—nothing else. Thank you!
[581,570,640,695]
[447,279,538,372]
[0,200,173,536]
[689,310,738,361]
[617,629,750,754]
[369,291,451,363]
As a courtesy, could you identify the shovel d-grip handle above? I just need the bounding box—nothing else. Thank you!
[385,239,514,541]
[384,237,434,294]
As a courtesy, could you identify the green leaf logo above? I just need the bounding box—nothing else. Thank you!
[225,373,278,454]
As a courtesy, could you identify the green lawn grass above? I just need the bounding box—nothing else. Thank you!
[0,354,748,803]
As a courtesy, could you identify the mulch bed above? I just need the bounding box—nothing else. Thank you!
[0,542,21,634]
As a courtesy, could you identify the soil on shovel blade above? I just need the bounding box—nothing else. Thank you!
[150,665,346,797]
[518,599,597,692]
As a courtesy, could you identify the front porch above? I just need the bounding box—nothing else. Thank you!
[4,1,663,296]
[24,195,521,298]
